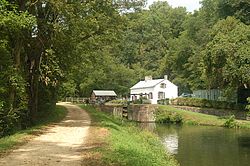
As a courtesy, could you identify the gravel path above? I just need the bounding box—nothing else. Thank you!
[0,103,90,166]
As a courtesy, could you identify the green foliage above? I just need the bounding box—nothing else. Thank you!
[105,127,178,166]
[107,99,128,105]
[171,97,244,110]
[156,110,183,124]
[0,0,145,131]
[246,97,250,116]
[1,0,250,138]
[117,1,187,79]
[157,98,170,105]
[81,105,179,166]
[217,0,250,25]
[223,115,239,128]
[157,105,250,128]
[158,105,224,126]
[58,80,77,99]
[201,17,250,90]
[0,101,22,137]
[132,97,151,104]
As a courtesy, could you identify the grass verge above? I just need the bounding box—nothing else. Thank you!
[80,105,178,166]
[0,105,67,155]
[157,105,250,128]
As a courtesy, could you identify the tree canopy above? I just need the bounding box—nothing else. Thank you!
[0,0,249,137]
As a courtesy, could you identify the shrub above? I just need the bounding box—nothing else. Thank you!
[246,97,250,117]
[246,97,250,111]
[0,102,21,137]
[223,115,238,128]
[156,110,182,124]
[170,112,183,123]
[132,97,151,104]
[142,99,151,104]
[107,99,128,105]
[157,98,169,105]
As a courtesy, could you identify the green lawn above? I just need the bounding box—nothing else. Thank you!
[80,105,179,166]
[0,105,67,154]
[158,105,250,128]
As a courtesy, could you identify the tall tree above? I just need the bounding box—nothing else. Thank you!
[201,17,250,91]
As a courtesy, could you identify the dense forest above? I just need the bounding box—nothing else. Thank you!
[0,0,249,136]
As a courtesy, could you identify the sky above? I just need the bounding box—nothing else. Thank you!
[146,0,202,12]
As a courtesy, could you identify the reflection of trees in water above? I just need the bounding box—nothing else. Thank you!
[238,136,250,148]
[156,125,250,166]
[140,123,179,154]
[155,124,181,137]
[237,136,250,166]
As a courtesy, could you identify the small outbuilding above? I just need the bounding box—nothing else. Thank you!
[130,76,178,104]
[91,90,117,103]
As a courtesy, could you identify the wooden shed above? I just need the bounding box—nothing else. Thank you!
[91,90,117,103]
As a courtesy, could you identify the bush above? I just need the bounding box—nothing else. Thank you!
[0,101,21,137]
[107,99,128,105]
[246,97,250,117]
[246,97,250,111]
[156,110,182,124]
[132,97,151,104]
[223,115,238,128]
[157,98,169,105]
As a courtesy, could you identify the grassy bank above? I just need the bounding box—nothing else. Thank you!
[0,105,67,154]
[157,105,250,128]
[80,105,178,166]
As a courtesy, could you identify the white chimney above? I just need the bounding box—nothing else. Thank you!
[164,75,168,80]
[145,76,152,81]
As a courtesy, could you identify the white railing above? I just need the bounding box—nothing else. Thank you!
[65,97,88,103]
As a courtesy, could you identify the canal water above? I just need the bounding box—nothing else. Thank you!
[143,124,250,166]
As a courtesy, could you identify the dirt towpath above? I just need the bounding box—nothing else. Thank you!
[0,103,90,166]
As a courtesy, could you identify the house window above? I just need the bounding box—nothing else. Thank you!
[149,92,153,99]
[160,83,166,88]
[158,92,165,99]
[132,96,138,101]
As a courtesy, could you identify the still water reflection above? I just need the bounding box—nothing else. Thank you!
[141,123,250,166]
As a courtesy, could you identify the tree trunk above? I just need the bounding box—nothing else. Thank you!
[28,54,41,124]
[9,39,22,109]
[8,0,26,110]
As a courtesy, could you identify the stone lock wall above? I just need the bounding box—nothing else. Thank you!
[97,104,158,122]
[96,105,125,118]
[128,104,157,122]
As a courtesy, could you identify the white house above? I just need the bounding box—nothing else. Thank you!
[130,76,178,104]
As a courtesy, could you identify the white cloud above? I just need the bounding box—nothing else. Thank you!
[146,0,201,12]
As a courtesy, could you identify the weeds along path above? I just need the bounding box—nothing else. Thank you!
[0,102,90,166]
